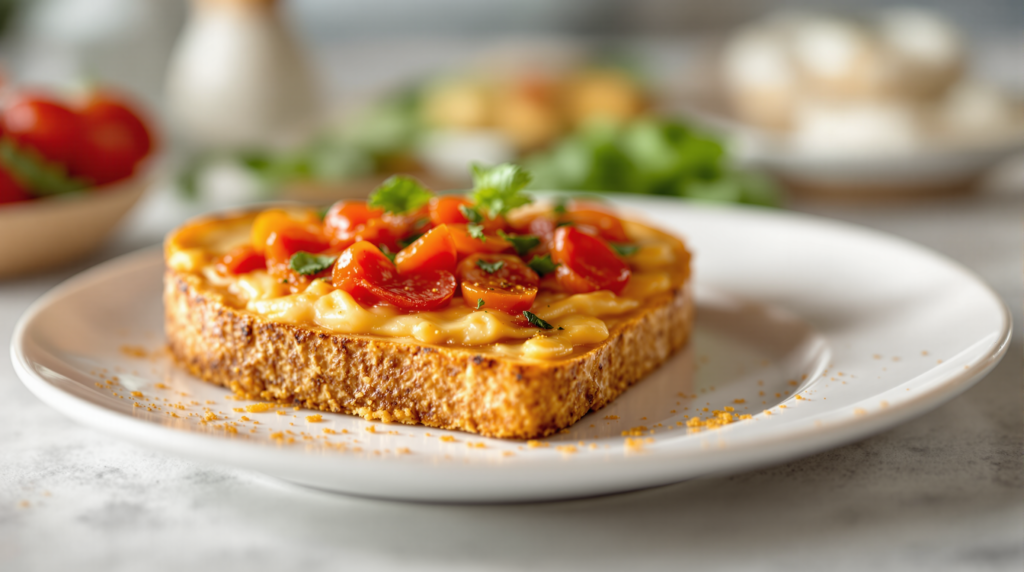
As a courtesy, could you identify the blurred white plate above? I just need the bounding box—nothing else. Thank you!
[0,172,149,278]
[11,198,1011,502]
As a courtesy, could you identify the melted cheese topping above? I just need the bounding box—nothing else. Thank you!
[167,210,690,361]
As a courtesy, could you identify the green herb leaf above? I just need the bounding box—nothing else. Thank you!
[527,254,559,276]
[0,138,90,196]
[553,197,568,215]
[609,242,639,257]
[557,326,564,330]
[412,217,431,230]
[476,298,485,309]
[289,252,338,276]
[317,205,331,221]
[397,233,423,248]
[496,230,540,256]
[458,204,483,224]
[523,311,553,330]
[368,175,433,214]
[379,244,397,263]
[467,223,486,241]
[476,259,505,274]
[470,163,533,218]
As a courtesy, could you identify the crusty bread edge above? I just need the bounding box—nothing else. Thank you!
[164,265,692,441]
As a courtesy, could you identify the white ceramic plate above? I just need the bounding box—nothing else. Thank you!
[11,198,1011,502]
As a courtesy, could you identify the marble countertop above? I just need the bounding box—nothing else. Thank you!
[2,173,1021,571]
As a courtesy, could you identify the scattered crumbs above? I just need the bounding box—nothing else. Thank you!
[270,431,285,440]
[604,415,619,420]
[854,408,868,416]
[503,451,515,457]
[365,425,377,433]
[239,416,250,421]
[801,374,808,380]
[921,350,929,356]
[203,411,218,422]
[759,391,765,396]
[880,400,890,408]
[670,409,677,413]
[467,442,486,449]
[130,391,144,398]
[873,354,882,360]
[624,438,646,452]
[764,410,773,416]
[788,380,799,387]
[154,383,169,389]
[621,426,649,436]
[245,403,270,413]
[733,399,746,404]
[19,501,30,508]
[892,356,901,362]
[293,406,300,411]
[774,393,782,398]
[323,428,337,435]
[757,380,764,386]
[640,417,647,420]
[558,428,570,434]
[937,359,943,364]
[779,405,787,409]
[232,407,245,413]
[439,435,455,442]
[306,414,323,423]
[589,443,598,450]
[795,395,805,401]
[276,411,286,416]
[425,433,432,437]
[120,345,148,358]
[526,440,548,449]
[395,447,411,455]
[556,445,577,454]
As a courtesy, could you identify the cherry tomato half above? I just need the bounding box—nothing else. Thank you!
[561,202,629,243]
[448,223,512,257]
[2,94,80,165]
[265,225,333,285]
[70,91,155,185]
[394,224,457,275]
[428,196,505,232]
[551,226,631,295]
[332,241,455,311]
[217,245,266,275]
[457,253,539,314]
[250,208,321,254]
[323,200,383,240]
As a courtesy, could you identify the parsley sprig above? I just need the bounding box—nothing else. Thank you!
[289,252,338,276]
[470,163,533,218]
[526,254,559,276]
[496,230,540,256]
[609,242,639,257]
[368,175,433,214]
[476,259,505,274]
[523,311,553,330]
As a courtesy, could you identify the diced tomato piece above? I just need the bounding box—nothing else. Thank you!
[323,200,383,239]
[265,225,333,285]
[217,245,266,275]
[429,196,506,232]
[332,241,455,311]
[324,200,428,251]
[551,226,631,295]
[251,208,321,254]
[457,253,539,314]
[448,223,512,256]
[562,203,629,243]
[395,224,457,275]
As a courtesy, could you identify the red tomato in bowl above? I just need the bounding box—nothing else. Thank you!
[1,94,80,165]
[0,167,30,204]
[70,91,155,185]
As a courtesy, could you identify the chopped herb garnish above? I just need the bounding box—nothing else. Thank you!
[496,230,540,256]
[379,244,397,263]
[553,197,568,215]
[458,204,483,224]
[470,163,533,218]
[368,175,433,214]
[476,259,505,274]
[289,251,337,276]
[527,254,559,276]
[467,223,486,241]
[476,298,485,309]
[557,326,564,330]
[523,311,553,330]
[555,220,573,228]
[317,205,331,221]
[397,233,424,248]
[609,242,640,257]
[412,217,430,230]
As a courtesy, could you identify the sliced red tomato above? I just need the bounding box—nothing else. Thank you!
[323,200,383,240]
[70,90,155,185]
[428,196,505,232]
[324,200,426,251]
[1,93,80,165]
[448,223,512,256]
[250,208,321,254]
[0,166,31,204]
[395,224,457,275]
[551,226,631,295]
[217,245,266,275]
[457,253,539,314]
[332,241,455,311]
[561,202,629,243]
[263,221,332,285]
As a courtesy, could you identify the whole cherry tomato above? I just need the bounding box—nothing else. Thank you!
[1,93,80,165]
[0,167,31,204]
[551,226,631,295]
[216,245,266,275]
[394,224,457,275]
[332,241,455,311]
[70,91,155,185]
[457,253,539,314]
[323,200,383,241]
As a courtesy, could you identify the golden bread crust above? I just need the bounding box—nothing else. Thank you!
[164,268,692,439]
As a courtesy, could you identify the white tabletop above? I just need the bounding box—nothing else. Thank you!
[2,170,1021,570]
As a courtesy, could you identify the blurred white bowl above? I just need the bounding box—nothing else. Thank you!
[0,172,149,278]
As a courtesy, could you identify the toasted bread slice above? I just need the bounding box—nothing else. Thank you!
[164,211,692,439]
